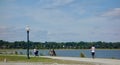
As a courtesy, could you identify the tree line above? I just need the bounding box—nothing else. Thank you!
[0,40,120,49]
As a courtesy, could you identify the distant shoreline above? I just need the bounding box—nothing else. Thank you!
[0,49,120,50]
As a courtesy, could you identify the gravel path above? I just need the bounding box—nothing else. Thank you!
[41,56,120,65]
[0,62,97,65]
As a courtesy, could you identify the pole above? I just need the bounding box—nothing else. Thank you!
[27,31,30,59]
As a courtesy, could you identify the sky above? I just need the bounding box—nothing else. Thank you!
[0,0,120,42]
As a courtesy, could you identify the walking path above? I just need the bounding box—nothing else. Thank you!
[41,56,120,65]
[0,56,120,65]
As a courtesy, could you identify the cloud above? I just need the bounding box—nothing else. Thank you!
[0,26,9,34]
[0,26,26,41]
[31,30,49,42]
[101,8,120,17]
[0,0,120,42]
[39,0,74,8]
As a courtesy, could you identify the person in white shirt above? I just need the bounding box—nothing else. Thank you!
[34,48,38,56]
[91,45,95,59]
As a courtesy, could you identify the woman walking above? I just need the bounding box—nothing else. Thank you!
[91,45,95,59]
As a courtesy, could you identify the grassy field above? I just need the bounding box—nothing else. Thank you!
[0,55,95,65]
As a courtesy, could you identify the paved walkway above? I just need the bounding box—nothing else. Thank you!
[0,56,120,65]
[41,56,120,65]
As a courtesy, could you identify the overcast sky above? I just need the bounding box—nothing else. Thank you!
[0,0,120,42]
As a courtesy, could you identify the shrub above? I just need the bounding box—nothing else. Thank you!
[15,51,18,55]
[80,52,85,58]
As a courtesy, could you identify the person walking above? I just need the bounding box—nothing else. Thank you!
[52,49,56,56]
[34,48,38,56]
[91,45,95,59]
[34,48,37,56]
[49,49,53,56]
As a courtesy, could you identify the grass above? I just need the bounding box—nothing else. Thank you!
[0,55,51,62]
[0,55,95,65]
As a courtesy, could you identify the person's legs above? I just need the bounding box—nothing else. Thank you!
[92,52,95,59]
[34,52,36,56]
[35,51,37,56]
[36,51,38,56]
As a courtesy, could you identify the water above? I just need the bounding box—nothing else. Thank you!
[17,49,120,59]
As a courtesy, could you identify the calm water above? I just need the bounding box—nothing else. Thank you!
[17,49,120,59]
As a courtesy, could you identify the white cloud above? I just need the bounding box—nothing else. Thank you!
[31,30,49,42]
[0,25,26,41]
[39,0,74,8]
[102,8,120,17]
[0,26,9,34]
[1,0,120,42]
[24,7,120,42]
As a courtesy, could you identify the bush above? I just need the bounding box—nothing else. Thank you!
[80,52,85,58]
[111,57,116,59]
[15,51,18,55]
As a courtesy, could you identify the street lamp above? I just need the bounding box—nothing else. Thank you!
[26,25,30,59]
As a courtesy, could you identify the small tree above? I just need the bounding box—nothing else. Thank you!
[80,52,85,58]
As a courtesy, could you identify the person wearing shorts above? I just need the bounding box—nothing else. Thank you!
[91,45,95,59]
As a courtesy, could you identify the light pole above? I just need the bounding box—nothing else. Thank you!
[26,25,30,59]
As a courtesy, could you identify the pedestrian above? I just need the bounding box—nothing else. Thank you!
[91,45,95,59]
[35,50,39,56]
[49,49,53,56]
[52,49,56,56]
[34,48,38,56]
[34,48,36,56]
